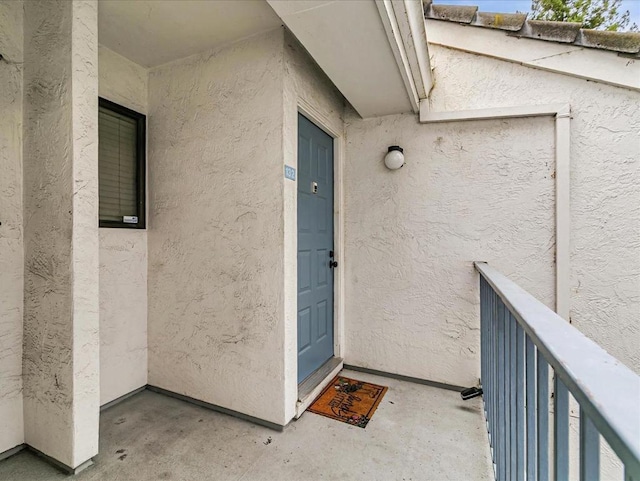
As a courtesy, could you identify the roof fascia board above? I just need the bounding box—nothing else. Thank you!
[395,0,434,98]
[376,0,434,113]
[376,0,421,112]
[426,20,640,92]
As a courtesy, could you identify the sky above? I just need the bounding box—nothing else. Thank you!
[433,0,640,29]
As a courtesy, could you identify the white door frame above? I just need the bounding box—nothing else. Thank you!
[283,95,345,423]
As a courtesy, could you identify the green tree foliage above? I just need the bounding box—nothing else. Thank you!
[531,0,638,31]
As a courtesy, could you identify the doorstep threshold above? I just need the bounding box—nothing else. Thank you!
[296,357,343,419]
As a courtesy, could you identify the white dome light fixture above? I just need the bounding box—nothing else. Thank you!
[384,145,405,170]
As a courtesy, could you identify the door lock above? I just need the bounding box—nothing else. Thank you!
[329,250,337,268]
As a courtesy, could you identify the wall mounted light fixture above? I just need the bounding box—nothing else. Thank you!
[384,146,404,170]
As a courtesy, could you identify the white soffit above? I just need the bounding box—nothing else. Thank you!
[267,0,414,118]
[98,0,282,68]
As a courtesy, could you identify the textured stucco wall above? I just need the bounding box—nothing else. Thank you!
[345,112,555,386]
[98,45,148,113]
[0,0,24,455]
[282,31,344,421]
[344,44,639,387]
[147,28,289,425]
[23,0,99,467]
[425,46,640,376]
[98,45,149,406]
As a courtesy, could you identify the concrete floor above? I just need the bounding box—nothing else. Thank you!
[0,370,494,481]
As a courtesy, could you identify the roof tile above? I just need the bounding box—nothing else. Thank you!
[475,12,528,31]
[514,20,582,43]
[429,4,477,24]
[425,2,640,55]
[576,30,640,53]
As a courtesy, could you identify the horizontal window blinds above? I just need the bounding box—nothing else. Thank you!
[99,106,138,223]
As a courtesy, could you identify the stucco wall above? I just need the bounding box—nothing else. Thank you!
[426,46,640,376]
[344,111,555,387]
[98,45,149,406]
[344,44,639,387]
[23,0,99,467]
[0,0,24,455]
[282,31,345,421]
[147,28,289,425]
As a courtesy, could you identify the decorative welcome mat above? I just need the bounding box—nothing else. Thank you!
[307,376,388,428]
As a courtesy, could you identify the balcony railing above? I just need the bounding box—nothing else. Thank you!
[475,262,640,481]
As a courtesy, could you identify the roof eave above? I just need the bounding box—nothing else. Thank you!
[376,0,435,114]
[425,19,640,92]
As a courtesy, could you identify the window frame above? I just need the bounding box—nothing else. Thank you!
[98,97,147,230]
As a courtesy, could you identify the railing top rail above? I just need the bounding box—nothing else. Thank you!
[475,261,640,475]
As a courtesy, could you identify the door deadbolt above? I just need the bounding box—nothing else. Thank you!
[329,250,337,268]
[312,181,318,194]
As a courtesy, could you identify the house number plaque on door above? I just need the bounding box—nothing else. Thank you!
[312,181,318,194]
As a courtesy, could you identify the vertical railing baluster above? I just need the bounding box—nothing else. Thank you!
[489,282,497,464]
[497,298,506,481]
[486,282,492,449]
[515,322,525,481]
[538,355,550,481]
[554,376,570,481]
[579,407,600,481]
[482,280,494,480]
[490,281,495,446]
[492,288,498,466]
[504,302,511,481]
[488,287,494,460]
[480,278,486,417]
[509,313,516,480]
[526,336,537,481]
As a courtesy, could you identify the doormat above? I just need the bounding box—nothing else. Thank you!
[307,376,388,428]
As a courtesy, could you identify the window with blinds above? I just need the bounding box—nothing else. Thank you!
[98,98,146,228]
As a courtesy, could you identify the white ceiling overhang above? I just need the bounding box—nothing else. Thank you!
[98,0,433,118]
[98,0,282,68]
[267,0,433,118]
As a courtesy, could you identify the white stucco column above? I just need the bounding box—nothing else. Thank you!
[0,0,25,456]
[23,0,99,471]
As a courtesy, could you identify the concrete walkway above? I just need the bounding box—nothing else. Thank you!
[0,370,493,480]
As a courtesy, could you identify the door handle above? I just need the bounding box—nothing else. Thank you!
[329,260,338,268]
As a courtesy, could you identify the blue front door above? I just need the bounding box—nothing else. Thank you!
[297,114,334,383]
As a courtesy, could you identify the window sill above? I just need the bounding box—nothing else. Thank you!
[99,223,146,230]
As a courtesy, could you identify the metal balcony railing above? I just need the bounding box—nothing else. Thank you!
[475,262,640,481]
